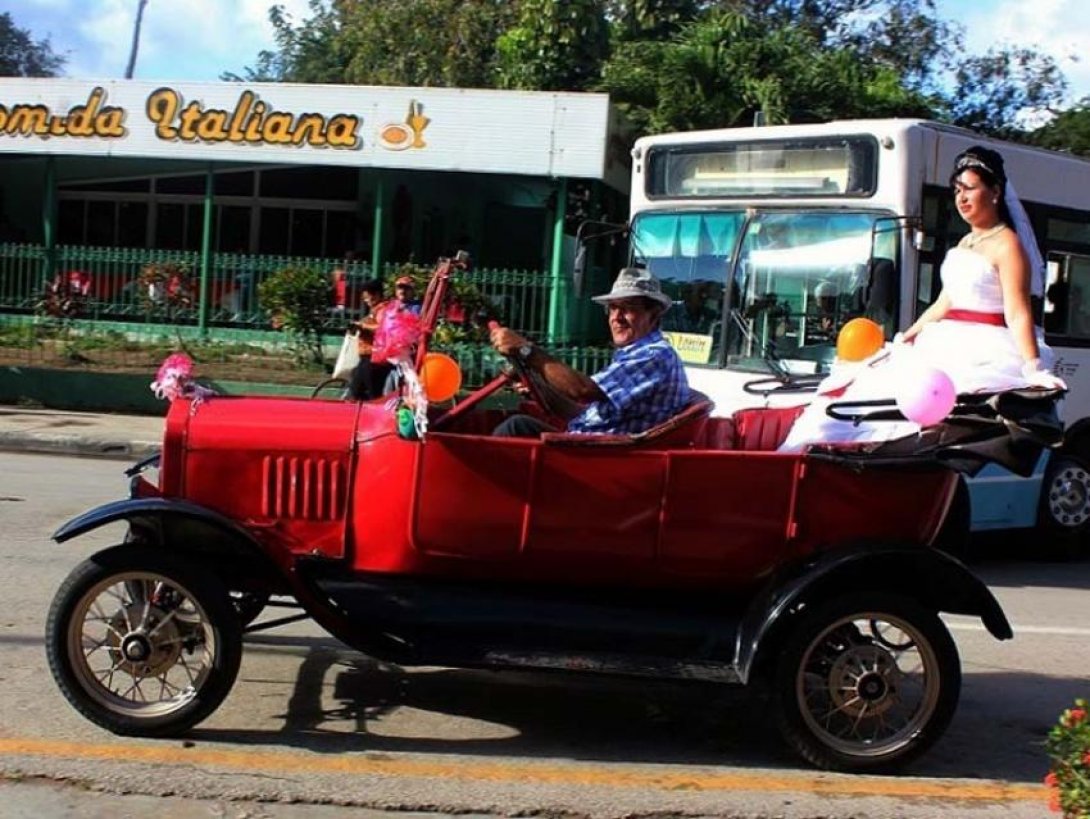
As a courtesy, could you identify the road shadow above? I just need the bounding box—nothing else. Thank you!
[958,534,1090,590]
[191,635,1074,783]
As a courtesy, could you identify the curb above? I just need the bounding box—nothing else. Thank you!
[0,431,160,461]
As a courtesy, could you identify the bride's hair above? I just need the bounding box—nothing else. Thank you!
[950,145,1013,225]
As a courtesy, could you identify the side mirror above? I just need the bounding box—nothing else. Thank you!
[573,244,587,298]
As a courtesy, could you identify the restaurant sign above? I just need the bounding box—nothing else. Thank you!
[0,78,619,184]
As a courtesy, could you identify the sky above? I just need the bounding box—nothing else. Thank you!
[4,0,1089,106]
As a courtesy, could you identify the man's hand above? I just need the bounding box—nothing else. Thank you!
[490,325,531,357]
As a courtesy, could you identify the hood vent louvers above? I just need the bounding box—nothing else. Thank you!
[262,455,346,520]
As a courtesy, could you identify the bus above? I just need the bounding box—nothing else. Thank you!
[625,118,1090,544]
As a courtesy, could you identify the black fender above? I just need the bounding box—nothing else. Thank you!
[734,543,1011,683]
[52,497,283,589]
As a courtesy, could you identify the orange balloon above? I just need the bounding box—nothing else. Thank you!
[836,317,885,362]
[419,352,462,402]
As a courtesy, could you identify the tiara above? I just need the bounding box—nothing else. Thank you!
[955,155,995,176]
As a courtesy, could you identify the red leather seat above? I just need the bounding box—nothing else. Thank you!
[731,405,806,451]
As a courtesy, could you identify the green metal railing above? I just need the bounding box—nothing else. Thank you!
[0,243,612,387]
[0,242,555,335]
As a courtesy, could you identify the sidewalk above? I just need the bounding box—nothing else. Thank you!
[0,405,163,460]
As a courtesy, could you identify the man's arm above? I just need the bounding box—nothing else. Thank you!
[490,326,605,405]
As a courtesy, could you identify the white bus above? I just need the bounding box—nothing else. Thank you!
[626,118,1090,543]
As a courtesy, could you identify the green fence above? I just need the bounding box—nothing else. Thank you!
[0,242,613,389]
[0,242,555,338]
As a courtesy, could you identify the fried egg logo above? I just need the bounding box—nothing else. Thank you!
[379,100,428,151]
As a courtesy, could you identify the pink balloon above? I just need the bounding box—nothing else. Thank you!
[895,365,956,426]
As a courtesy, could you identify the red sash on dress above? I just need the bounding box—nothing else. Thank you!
[945,309,1006,326]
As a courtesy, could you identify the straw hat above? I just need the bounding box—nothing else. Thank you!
[591,267,672,311]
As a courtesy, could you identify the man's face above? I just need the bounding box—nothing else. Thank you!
[395,283,415,303]
[605,298,658,347]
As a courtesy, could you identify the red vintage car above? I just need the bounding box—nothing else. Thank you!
[45,256,1054,773]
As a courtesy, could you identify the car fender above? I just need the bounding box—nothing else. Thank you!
[734,544,1011,684]
[52,497,280,578]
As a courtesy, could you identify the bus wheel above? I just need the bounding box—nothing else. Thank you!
[1039,454,1090,558]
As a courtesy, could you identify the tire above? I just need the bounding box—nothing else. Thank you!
[773,592,960,772]
[1038,454,1090,558]
[311,377,349,400]
[45,544,243,737]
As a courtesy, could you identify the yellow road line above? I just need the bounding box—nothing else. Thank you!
[0,737,1044,803]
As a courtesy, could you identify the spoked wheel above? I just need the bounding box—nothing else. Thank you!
[1039,455,1090,558]
[311,377,349,400]
[774,593,960,772]
[46,544,242,737]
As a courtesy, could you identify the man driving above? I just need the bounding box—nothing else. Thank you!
[490,267,692,437]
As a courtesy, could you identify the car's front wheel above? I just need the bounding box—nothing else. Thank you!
[773,592,960,772]
[46,544,242,737]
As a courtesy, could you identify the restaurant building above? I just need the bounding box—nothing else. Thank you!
[0,78,630,343]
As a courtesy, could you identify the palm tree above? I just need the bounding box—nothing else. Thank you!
[124,0,149,79]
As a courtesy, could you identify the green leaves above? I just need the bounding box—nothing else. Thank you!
[257,266,332,365]
[1045,698,1090,817]
[0,11,65,77]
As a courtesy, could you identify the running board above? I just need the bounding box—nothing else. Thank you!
[483,649,742,683]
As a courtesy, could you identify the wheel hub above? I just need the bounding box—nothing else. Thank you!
[1048,463,1090,528]
[108,607,184,678]
[120,634,151,662]
[828,645,898,717]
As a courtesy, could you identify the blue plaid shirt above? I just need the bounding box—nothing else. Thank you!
[567,330,691,434]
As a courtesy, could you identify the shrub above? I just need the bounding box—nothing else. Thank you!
[1046,698,1090,817]
[258,266,331,365]
[138,262,196,315]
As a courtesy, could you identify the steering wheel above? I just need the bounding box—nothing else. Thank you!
[487,322,577,422]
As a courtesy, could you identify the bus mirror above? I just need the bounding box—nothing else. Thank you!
[573,244,587,297]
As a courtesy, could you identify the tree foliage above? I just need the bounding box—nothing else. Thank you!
[495,0,609,91]
[231,0,1085,151]
[948,47,1069,139]
[1031,101,1090,157]
[0,12,65,77]
[600,10,934,133]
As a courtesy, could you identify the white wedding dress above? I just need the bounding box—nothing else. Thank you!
[778,247,1053,452]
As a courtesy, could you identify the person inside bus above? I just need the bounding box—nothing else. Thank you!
[662,281,718,334]
[489,267,692,437]
[779,145,1065,452]
[806,279,841,341]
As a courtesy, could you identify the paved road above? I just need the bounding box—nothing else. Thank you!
[1,452,1086,818]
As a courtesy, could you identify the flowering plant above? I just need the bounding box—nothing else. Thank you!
[1046,698,1090,816]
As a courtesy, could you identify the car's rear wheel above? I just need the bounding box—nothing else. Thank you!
[773,592,959,772]
[46,544,242,737]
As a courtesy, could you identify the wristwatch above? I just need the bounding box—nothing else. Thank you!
[517,344,534,361]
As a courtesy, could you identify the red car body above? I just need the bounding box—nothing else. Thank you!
[49,256,1052,773]
[161,396,956,591]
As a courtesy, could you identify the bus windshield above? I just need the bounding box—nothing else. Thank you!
[631,209,899,374]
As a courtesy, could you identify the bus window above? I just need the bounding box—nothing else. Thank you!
[1063,256,1090,338]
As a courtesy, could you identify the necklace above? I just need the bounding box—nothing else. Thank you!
[963,224,1006,248]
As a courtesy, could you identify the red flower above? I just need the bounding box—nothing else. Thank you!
[1045,771,1059,787]
[1063,708,1087,727]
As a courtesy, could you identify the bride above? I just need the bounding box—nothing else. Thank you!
[779,145,1065,452]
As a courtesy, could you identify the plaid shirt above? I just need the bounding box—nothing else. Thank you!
[567,330,691,434]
